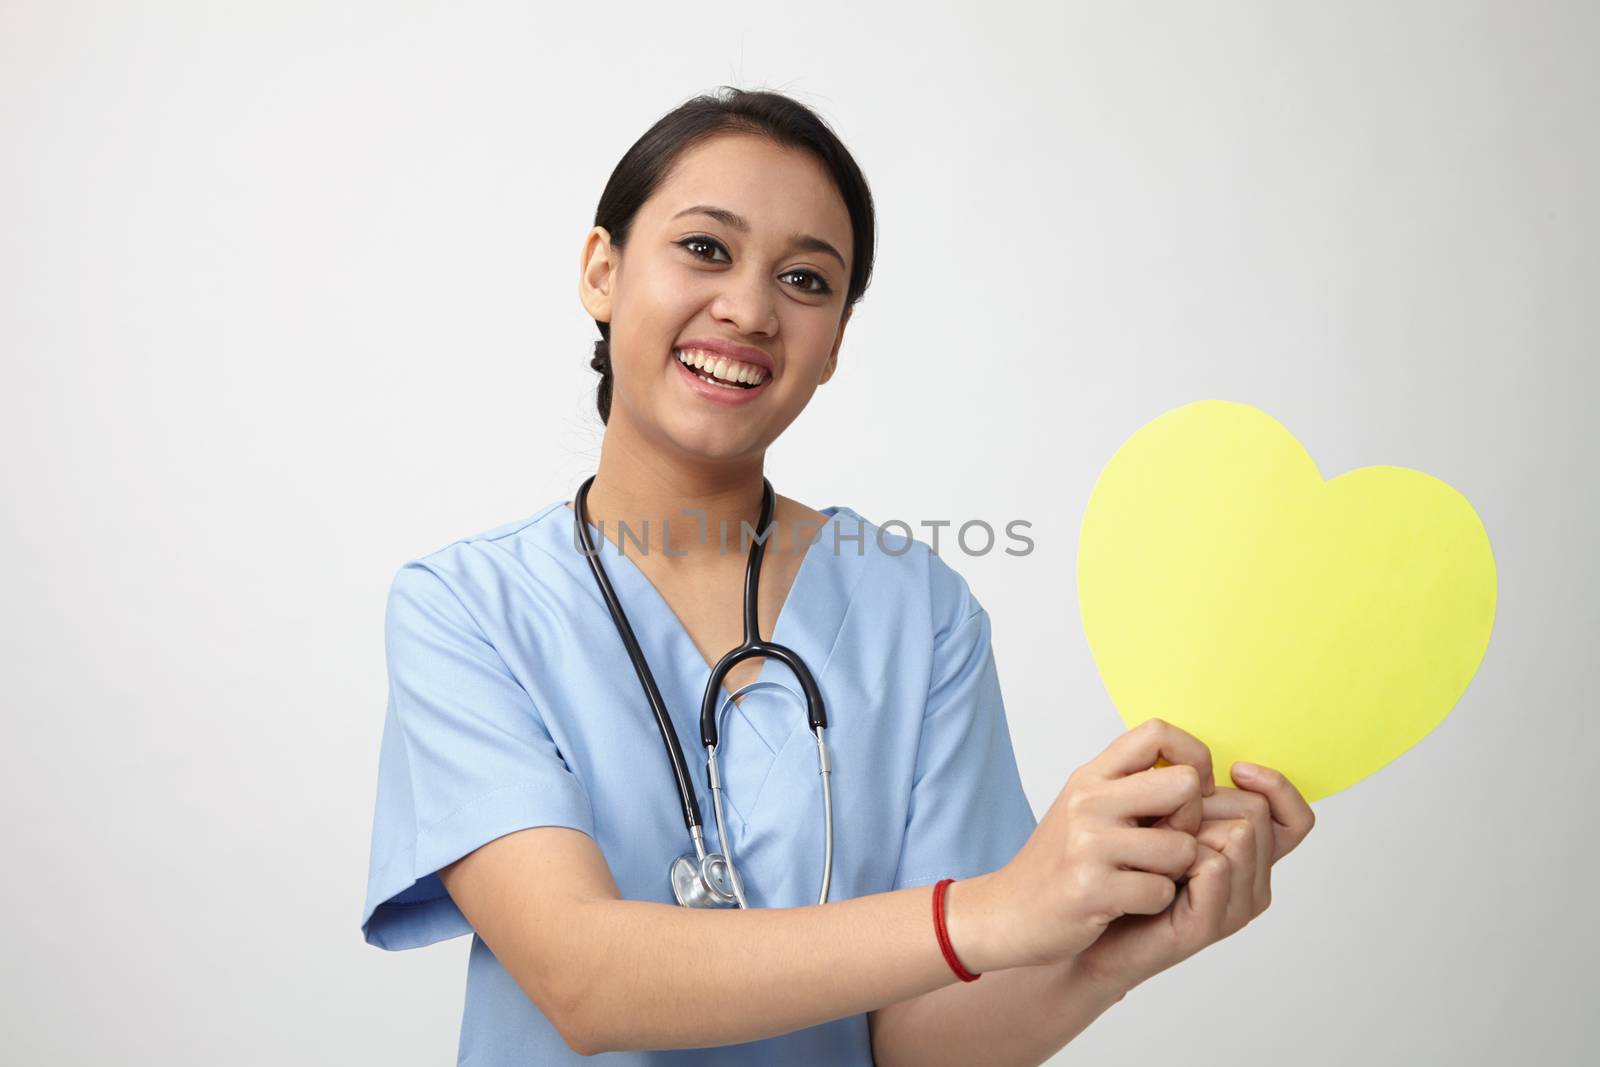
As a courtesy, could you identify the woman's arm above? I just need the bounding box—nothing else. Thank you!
[867,873,1129,1066]
[873,762,1318,1066]
[440,715,1226,1058]
[439,824,1072,1057]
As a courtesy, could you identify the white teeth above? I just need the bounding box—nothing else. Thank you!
[674,349,766,387]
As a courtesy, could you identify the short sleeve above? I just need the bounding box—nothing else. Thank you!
[361,561,596,950]
[891,582,1038,891]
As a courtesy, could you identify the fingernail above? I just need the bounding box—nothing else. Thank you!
[1233,762,1259,779]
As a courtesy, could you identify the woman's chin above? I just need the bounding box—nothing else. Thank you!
[657,414,770,461]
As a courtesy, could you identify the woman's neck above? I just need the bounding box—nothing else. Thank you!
[572,433,773,570]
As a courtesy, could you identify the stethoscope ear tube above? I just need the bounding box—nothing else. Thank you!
[574,475,706,838]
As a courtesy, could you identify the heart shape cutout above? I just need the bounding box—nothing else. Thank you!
[1077,400,1496,803]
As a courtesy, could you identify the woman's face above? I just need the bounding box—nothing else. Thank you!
[579,132,854,464]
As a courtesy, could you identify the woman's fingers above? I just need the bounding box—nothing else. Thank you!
[1197,818,1260,928]
[1177,838,1230,935]
[1098,718,1216,797]
[1105,826,1198,881]
[1225,762,1317,861]
[1148,794,1204,836]
[1105,765,1205,831]
[1197,789,1273,902]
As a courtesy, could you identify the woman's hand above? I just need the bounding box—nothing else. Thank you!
[960,718,1217,974]
[1068,761,1317,998]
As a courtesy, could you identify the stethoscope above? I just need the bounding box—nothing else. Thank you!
[572,474,834,909]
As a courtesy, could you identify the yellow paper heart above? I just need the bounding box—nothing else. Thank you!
[1077,400,1496,804]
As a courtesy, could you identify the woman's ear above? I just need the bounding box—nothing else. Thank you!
[578,227,616,323]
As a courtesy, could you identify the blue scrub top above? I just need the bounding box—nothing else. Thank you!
[361,499,1037,1065]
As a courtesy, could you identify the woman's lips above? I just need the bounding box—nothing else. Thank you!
[672,351,771,405]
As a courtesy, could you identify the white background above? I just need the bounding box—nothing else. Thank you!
[2,1,1594,1063]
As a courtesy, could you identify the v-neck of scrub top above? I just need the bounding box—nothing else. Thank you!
[543,499,863,832]
[561,499,833,726]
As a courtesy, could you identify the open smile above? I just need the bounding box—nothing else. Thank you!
[671,348,772,405]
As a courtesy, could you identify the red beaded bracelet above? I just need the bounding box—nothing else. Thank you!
[932,878,981,982]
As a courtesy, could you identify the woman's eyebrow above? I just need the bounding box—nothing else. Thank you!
[671,204,846,270]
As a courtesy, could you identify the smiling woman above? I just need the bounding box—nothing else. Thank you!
[360,87,1071,1067]
[579,93,875,431]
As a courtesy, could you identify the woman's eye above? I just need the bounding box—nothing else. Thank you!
[781,269,833,296]
[679,236,728,263]
[677,236,834,297]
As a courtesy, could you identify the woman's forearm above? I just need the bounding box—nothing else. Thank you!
[564,877,1008,1054]
[869,950,1128,1066]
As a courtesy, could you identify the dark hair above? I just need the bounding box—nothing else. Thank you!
[587,86,877,425]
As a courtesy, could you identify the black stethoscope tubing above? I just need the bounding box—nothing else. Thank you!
[571,474,828,842]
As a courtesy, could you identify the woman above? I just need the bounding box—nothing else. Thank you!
[360,87,1316,1065]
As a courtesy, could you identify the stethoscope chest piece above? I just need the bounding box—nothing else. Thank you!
[671,851,738,908]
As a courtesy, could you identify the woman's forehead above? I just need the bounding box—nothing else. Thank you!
[647,140,852,256]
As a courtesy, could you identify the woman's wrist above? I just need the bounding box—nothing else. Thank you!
[939,873,1011,976]
[1064,950,1134,1004]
